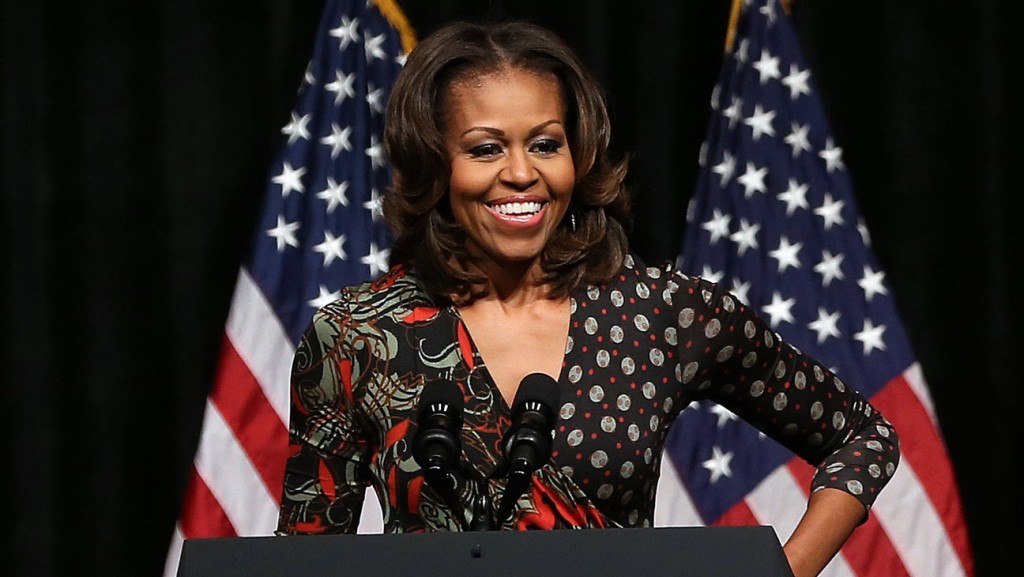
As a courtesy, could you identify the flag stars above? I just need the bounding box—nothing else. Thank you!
[769,236,802,273]
[364,32,387,63]
[272,161,306,197]
[302,62,316,87]
[730,279,751,306]
[329,16,360,50]
[734,38,750,64]
[316,177,350,213]
[819,137,846,173]
[366,134,385,170]
[723,96,744,129]
[326,70,356,105]
[752,49,781,85]
[854,319,887,355]
[729,218,761,255]
[784,122,812,157]
[700,265,724,284]
[712,151,736,185]
[737,162,768,198]
[808,307,842,344]
[702,446,734,483]
[743,104,776,141]
[782,63,812,100]
[814,193,846,230]
[361,242,390,277]
[281,112,311,144]
[366,83,385,114]
[857,218,873,246]
[266,215,300,252]
[777,178,810,215]
[321,123,353,159]
[762,291,796,328]
[702,209,732,243]
[363,187,384,221]
[710,404,738,428]
[308,285,342,310]
[759,0,778,24]
[858,265,889,301]
[814,250,846,287]
[313,230,347,266]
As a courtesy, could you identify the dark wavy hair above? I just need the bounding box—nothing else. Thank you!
[383,20,632,301]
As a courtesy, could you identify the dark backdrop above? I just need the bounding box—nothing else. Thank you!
[2,1,1017,576]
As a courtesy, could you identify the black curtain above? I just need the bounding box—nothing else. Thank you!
[2,1,1017,576]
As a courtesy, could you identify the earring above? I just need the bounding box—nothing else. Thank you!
[570,210,578,233]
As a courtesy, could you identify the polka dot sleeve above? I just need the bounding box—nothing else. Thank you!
[669,269,900,511]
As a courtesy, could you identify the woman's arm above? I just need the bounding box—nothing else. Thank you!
[782,488,866,577]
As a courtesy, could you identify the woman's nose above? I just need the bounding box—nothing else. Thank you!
[500,149,539,189]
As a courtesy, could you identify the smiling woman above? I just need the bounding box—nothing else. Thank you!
[444,68,575,283]
[274,20,900,577]
[382,21,633,302]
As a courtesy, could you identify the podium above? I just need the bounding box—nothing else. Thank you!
[177,526,794,577]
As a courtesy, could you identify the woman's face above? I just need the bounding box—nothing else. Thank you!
[443,67,575,272]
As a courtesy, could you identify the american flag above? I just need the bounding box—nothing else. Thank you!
[162,0,406,575]
[653,1,975,576]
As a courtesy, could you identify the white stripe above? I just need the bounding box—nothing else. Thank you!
[194,399,280,535]
[224,267,295,425]
[654,455,704,526]
[870,460,967,577]
[745,467,856,577]
[358,492,385,533]
[903,362,938,426]
[162,524,184,577]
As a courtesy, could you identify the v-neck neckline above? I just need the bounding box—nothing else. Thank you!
[448,298,576,410]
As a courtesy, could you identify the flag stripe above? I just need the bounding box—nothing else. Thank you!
[178,469,237,537]
[193,399,280,535]
[786,460,911,577]
[654,456,703,526]
[871,369,973,574]
[224,267,294,425]
[209,334,289,497]
[871,456,966,577]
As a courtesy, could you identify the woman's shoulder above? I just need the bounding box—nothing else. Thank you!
[314,262,436,324]
[606,252,704,288]
[588,252,722,306]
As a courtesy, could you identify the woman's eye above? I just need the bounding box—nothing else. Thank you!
[530,139,563,154]
[469,143,503,157]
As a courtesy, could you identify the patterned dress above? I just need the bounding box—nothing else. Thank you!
[276,253,899,534]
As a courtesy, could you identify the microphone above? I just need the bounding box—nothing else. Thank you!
[412,379,467,529]
[495,372,560,524]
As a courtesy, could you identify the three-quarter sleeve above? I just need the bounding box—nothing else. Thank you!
[276,302,371,534]
[672,273,900,512]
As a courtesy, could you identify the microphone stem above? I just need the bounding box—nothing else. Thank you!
[470,490,494,531]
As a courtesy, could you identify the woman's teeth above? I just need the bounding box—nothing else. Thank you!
[490,201,543,215]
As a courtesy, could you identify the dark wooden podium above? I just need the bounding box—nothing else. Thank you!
[177,526,794,577]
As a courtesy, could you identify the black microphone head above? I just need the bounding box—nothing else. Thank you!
[412,380,464,470]
[418,379,465,417]
[510,373,560,419]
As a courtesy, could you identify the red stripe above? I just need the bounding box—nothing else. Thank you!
[787,460,911,577]
[179,466,237,538]
[208,334,289,504]
[871,375,974,576]
[713,497,759,526]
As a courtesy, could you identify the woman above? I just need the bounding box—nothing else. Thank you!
[276,20,899,577]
